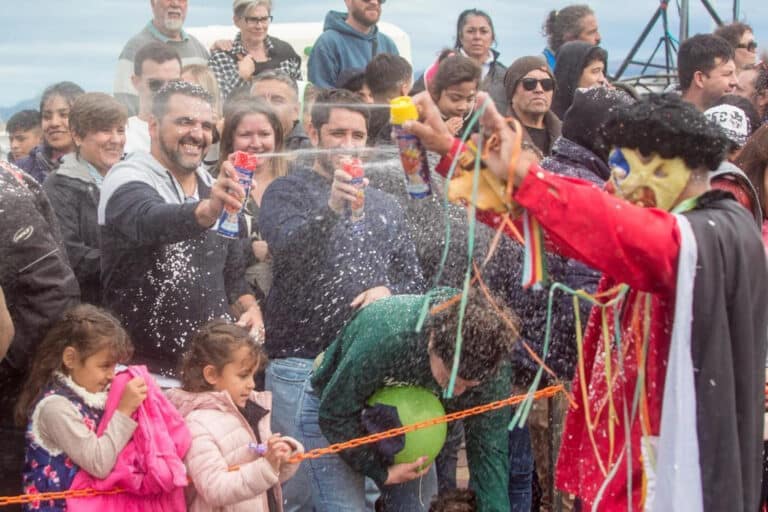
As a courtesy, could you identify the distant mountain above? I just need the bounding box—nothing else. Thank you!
[0,97,41,123]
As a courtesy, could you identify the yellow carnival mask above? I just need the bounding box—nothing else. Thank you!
[608,147,690,211]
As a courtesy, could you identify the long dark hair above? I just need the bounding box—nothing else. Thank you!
[15,305,133,426]
[734,125,768,216]
[454,9,496,50]
[39,81,84,115]
[217,97,286,178]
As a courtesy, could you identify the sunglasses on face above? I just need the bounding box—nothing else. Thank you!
[147,79,167,93]
[737,41,758,52]
[520,77,555,92]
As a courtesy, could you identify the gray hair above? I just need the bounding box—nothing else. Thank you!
[234,0,272,18]
[250,69,299,97]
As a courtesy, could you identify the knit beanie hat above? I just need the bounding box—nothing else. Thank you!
[562,87,636,162]
[503,56,554,102]
[704,104,751,148]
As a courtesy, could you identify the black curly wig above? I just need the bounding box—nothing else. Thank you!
[601,93,729,171]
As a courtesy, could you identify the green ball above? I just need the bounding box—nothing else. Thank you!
[367,386,448,466]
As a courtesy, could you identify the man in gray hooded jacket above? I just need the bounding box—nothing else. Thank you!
[99,81,261,378]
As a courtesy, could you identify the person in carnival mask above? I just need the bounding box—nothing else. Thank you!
[405,92,768,512]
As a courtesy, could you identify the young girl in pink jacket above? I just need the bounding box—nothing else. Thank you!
[167,320,303,512]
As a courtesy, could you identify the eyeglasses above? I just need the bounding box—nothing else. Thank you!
[147,79,167,93]
[520,77,555,92]
[361,0,386,4]
[736,41,758,53]
[243,15,273,26]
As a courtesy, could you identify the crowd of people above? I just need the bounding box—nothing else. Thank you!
[2,0,768,511]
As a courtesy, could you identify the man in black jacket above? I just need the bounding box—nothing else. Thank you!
[0,159,80,502]
[99,81,259,379]
[258,88,424,511]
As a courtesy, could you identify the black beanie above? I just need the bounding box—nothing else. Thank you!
[562,87,635,163]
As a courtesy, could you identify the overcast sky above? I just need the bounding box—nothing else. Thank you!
[0,0,765,112]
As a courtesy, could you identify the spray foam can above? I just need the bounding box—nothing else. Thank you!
[390,96,432,199]
[342,156,365,223]
[217,150,259,238]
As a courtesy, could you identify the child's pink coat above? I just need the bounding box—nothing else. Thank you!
[166,387,303,512]
[67,366,191,511]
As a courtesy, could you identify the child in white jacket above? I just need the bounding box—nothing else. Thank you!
[168,320,304,512]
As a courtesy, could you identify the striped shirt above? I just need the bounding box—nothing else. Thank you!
[113,22,209,116]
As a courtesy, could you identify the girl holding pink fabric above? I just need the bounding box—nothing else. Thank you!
[167,320,303,512]
[14,305,145,511]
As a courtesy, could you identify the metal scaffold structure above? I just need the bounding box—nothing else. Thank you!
[613,0,740,92]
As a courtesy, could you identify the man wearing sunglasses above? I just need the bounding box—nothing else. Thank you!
[115,0,209,117]
[308,0,399,89]
[502,56,562,156]
[125,42,182,156]
[715,22,759,70]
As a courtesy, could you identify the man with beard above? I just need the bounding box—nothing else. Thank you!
[98,81,263,381]
[114,0,209,116]
[308,0,399,89]
[503,56,562,155]
[258,88,424,511]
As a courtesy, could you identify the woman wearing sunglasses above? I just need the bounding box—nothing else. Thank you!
[209,0,302,100]
[715,22,759,70]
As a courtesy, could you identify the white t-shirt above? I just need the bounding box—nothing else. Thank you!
[124,116,150,155]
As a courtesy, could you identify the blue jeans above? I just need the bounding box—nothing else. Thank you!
[265,358,315,512]
[508,423,534,512]
[298,382,438,511]
[435,420,464,493]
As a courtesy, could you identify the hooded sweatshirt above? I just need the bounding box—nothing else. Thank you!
[308,11,399,88]
[98,152,251,375]
[551,41,606,119]
[166,388,302,512]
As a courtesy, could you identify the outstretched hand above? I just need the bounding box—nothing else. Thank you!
[405,92,540,188]
[403,92,455,156]
[195,161,244,228]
